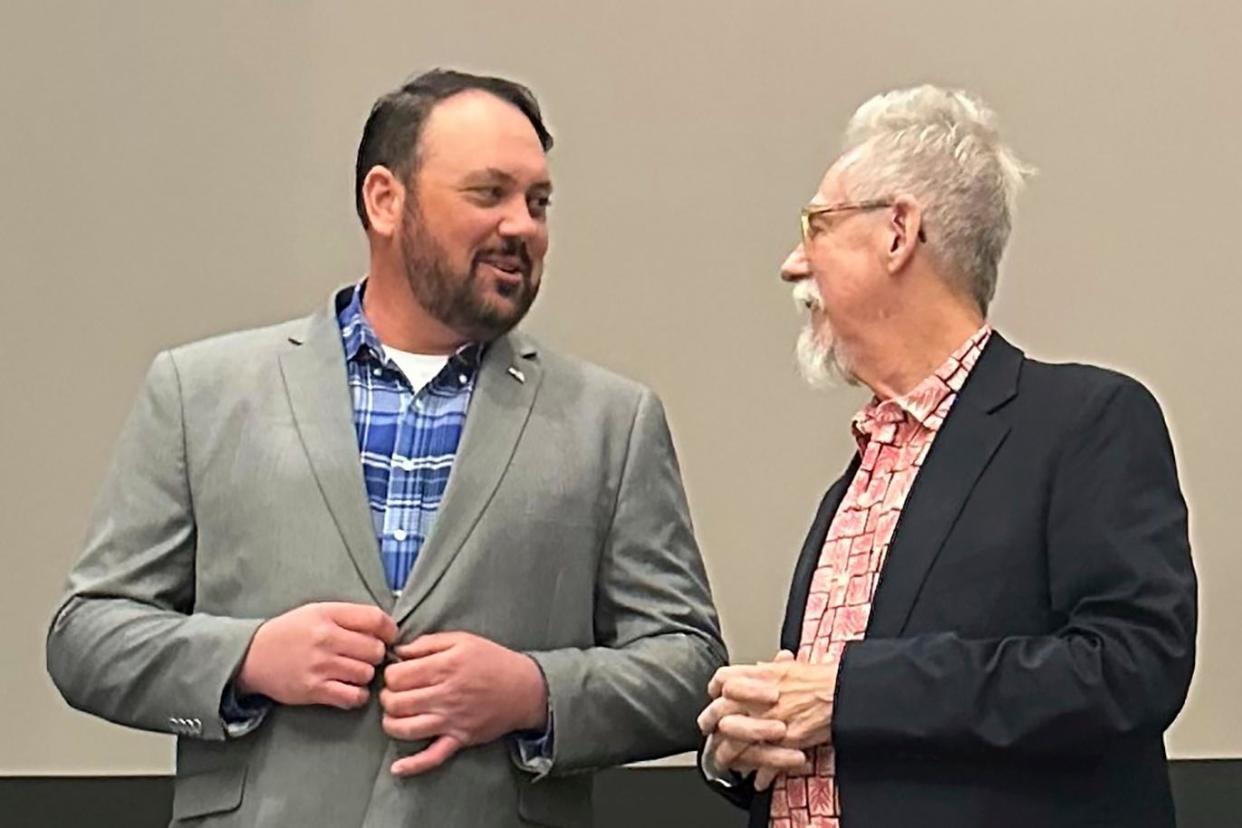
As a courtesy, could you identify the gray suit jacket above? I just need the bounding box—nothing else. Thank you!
[47,289,726,827]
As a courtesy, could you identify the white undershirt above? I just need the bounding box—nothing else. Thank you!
[382,344,450,393]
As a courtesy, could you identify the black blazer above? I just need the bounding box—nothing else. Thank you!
[713,334,1196,828]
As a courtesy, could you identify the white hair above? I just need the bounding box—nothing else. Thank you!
[791,279,859,388]
[841,85,1035,311]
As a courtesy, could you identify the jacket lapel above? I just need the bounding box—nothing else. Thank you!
[393,332,542,624]
[866,334,1022,637]
[279,296,394,611]
[781,459,859,652]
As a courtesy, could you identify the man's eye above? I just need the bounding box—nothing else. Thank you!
[529,196,552,217]
[472,186,505,202]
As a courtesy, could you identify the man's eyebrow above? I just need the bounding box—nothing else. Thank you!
[462,168,552,193]
[463,167,516,185]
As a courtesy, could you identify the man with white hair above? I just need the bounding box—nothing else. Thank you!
[698,86,1197,828]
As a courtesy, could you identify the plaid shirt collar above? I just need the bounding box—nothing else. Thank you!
[338,281,484,387]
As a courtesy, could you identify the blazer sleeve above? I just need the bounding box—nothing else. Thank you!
[526,388,729,774]
[832,376,1197,756]
[45,351,264,741]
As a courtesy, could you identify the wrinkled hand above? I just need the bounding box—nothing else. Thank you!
[236,602,397,709]
[380,632,547,777]
[706,652,837,749]
[698,651,806,790]
[699,650,837,790]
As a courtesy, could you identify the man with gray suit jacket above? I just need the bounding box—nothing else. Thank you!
[47,68,726,827]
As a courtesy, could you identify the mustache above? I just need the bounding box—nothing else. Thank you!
[791,279,823,312]
[474,239,533,276]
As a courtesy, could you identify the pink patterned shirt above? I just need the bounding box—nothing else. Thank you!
[770,325,993,828]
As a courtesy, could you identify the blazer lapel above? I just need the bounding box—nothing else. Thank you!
[866,334,1022,638]
[781,459,859,652]
[393,332,542,624]
[279,298,394,611]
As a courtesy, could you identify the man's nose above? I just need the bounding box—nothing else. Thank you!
[498,199,541,242]
[780,243,810,283]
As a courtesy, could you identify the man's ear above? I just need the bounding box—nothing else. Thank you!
[361,165,405,238]
[885,194,924,272]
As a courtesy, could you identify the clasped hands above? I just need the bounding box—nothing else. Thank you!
[697,650,838,791]
[236,602,547,777]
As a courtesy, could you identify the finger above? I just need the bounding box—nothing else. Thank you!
[382,713,446,742]
[773,649,796,662]
[742,744,808,771]
[319,655,375,687]
[322,603,398,644]
[707,666,737,698]
[393,632,461,660]
[697,696,745,735]
[708,664,775,698]
[719,676,780,705]
[316,680,370,710]
[328,627,388,665]
[754,767,779,792]
[696,700,718,734]
[383,649,452,692]
[716,713,786,743]
[378,685,439,718]
[781,720,833,750]
[719,743,802,777]
[712,735,752,769]
[390,735,462,777]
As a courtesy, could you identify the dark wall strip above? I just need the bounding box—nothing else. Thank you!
[1,761,1236,827]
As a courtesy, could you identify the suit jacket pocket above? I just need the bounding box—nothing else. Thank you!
[517,773,593,827]
[171,763,246,822]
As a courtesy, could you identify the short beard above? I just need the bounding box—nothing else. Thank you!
[398,199,539,342]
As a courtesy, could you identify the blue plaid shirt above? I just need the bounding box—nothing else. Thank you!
[337,283,482,593]
[340,284,553,766]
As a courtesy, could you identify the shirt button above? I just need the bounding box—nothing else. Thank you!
[458,374,468,384]
[392,528,408,542]
[372,367,383,377]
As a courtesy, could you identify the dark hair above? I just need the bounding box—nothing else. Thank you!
[354,68,554,229]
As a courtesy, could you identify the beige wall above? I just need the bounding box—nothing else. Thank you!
[3,1,1238,773]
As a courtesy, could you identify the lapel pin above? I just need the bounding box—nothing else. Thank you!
[507,366,526,384]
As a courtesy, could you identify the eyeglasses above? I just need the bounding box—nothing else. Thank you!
[800,199,926,246]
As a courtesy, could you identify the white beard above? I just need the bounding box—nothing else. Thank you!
[792,280,857,388]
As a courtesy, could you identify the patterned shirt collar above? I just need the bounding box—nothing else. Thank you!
[851,324,993,448]
[337,281,484,380]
